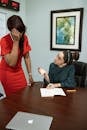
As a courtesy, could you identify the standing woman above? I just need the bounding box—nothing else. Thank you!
[0,15,34,96]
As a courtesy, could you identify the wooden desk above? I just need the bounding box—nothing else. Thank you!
[0,82,87,130]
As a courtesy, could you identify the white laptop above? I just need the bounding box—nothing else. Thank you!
[6,111,53,130]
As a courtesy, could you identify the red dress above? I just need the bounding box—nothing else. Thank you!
[0,34,31,96]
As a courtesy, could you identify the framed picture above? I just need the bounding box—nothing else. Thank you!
[50,8,84,51]
[0,0,20,11]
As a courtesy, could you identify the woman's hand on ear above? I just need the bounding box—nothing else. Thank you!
[11,28,21,42]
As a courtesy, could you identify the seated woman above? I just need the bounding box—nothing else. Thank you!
[38,50,76,89]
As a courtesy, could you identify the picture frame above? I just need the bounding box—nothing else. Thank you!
[50,8,84,51]
[0,0,20,11]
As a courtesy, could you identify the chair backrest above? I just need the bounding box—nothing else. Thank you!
[73,61,87,87]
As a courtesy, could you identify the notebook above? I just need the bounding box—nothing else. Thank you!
[6,111,53,130]
[40,88,66,97]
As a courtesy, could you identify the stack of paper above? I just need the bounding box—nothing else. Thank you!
[40,88,66,97]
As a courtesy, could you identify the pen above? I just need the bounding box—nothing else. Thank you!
[66,89,77,93]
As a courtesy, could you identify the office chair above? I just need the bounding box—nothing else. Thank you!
[73,61,87,87]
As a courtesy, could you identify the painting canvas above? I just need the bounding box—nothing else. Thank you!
[56,16,75,45]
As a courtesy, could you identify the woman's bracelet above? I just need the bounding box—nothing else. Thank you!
[28,73,32,76]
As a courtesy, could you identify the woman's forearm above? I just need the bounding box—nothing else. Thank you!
[24,53,32,74]
[24,53,34,85]
[44,73,50,83]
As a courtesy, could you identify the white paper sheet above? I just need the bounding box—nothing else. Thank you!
[40,88,66,97]
[53,88,66,96]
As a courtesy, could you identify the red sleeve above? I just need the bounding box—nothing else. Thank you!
[0,39,1,56]
[0,36,11,56]
[23,35,31,56]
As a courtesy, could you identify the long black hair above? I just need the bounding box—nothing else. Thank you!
[7,15,26,52]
